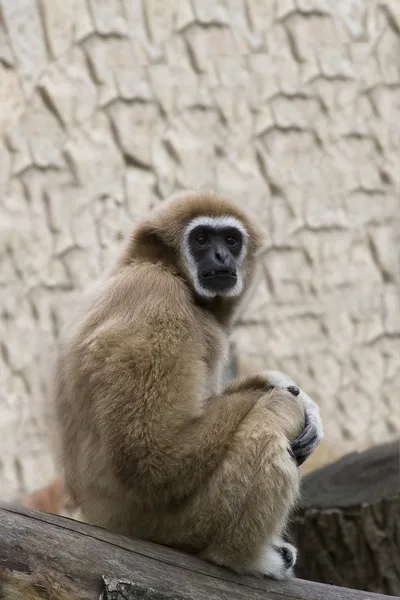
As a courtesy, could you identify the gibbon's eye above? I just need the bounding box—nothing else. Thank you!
[226,235,237,247]
[196,233,209,246]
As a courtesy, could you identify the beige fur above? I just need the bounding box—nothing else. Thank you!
[53,190,321,578]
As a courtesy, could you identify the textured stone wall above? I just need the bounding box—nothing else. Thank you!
[1,0,399,500]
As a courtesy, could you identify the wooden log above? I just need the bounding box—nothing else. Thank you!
[291,440,400,596]
[0,506,395,600]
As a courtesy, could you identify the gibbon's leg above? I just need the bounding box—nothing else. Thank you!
[164,389,305,579]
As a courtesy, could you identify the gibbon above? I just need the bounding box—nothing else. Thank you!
[53,190,323,579]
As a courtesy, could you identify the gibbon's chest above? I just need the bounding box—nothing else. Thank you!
[196,312,229,395]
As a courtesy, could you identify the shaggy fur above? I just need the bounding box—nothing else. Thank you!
[53,190,322,578]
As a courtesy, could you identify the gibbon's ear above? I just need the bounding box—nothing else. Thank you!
[118,220,176,268]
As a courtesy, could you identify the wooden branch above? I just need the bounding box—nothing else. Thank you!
[0,506,395,600]
[292,440,400,596]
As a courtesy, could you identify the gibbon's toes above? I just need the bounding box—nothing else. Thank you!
[246,543,297,580]
[275,542,297,570]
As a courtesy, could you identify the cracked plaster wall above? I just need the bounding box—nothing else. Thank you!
[0,0,399,500]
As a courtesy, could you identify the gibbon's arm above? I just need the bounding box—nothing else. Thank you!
[94,366,305,500]
[86,267,305,497]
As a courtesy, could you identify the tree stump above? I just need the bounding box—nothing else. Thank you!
[291,440,400,596]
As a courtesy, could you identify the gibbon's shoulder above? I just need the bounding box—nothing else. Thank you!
[73,263,196,374]
[119,261,188,299]
[105,261,194,322]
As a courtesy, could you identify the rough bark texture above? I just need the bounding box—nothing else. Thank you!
[0,506,396,600]
[292,441,400,596]
[1,0,400,500]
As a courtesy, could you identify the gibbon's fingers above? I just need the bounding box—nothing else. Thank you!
[290,391,324,465]
[291,411,321,466]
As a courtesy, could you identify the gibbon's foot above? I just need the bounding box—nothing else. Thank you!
[245,542,297,580]
[274,542,297,570]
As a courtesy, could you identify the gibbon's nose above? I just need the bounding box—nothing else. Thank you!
[214,246,228,265]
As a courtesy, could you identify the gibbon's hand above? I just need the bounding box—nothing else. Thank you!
[290,410,321,466]
[290,395,323,466]
[264,371,323,467]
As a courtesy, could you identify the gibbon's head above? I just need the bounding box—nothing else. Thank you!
[181,212,248,298]
[122,190,266,301]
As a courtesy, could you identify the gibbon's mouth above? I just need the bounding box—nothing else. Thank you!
[200,268,238,292]
[201,268,237,280]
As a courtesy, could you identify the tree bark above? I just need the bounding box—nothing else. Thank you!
[291,440,400,596]
[0,505,395,600]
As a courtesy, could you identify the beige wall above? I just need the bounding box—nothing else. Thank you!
[1,0,399,500]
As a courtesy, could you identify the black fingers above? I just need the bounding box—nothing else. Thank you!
[290,413,320,466]
[294,453,307,467]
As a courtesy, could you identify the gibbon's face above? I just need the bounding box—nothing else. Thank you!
[182,215,249,299]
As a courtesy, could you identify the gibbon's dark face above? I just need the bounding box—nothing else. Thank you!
[184,216,248,298]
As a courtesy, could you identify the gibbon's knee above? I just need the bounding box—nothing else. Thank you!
[189,416,300,573]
